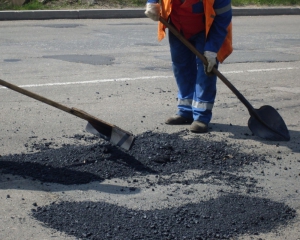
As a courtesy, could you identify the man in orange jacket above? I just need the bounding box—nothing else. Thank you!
[145,0,232,133]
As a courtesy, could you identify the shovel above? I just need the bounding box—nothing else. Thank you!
[159,17,290,141]
[0,79,135,150]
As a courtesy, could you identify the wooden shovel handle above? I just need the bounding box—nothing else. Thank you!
[0,78,114,128]
[159,17,255,114]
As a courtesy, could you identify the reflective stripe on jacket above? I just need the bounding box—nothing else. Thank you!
[158,0,232,63]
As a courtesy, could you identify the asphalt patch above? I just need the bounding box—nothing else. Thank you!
[3,58,21,62]
[38,24,84,28]
[43,54,115,65]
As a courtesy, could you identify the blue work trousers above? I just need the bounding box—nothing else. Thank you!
[168,30,218,124]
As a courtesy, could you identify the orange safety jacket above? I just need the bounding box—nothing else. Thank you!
[158,0,233,63]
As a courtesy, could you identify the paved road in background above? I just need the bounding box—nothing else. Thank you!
[0,7,299,20]
[0,15,300,239]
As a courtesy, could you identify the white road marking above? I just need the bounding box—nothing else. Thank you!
[222,67,298,74]
[271,87,300,94]
[222,70,244,74]
[0,67,298,89]
[247,67,297,72]
[0,76,173,89]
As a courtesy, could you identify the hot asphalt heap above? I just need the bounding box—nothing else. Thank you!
[0,131,296,239]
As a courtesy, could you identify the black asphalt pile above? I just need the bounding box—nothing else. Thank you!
[0,130,266,186]
[1,131,296,239]
[32,194,296,240]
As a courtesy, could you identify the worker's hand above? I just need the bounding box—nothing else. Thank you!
[204,51,217,76]
[144,3,160,21]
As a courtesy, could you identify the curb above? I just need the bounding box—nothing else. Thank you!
[233,7,300,16]
[0,7,299,21]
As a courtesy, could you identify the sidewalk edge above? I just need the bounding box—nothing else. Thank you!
[0,8,299,21]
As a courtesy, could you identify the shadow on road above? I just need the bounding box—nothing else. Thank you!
[210,122,300,152]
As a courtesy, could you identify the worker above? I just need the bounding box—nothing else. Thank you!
[145,0,233,133]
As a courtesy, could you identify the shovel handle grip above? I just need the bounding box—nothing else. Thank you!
[159,17,255,113]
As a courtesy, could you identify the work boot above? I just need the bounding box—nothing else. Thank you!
[190,121,208,133]
[165,115,193,125]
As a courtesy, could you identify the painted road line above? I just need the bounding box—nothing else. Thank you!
[247,67,297,72]
[271,87,300,94]
[0,67,298,90]
[0,76,173,89]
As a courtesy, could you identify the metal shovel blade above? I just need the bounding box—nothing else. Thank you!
[0,78,135,150]
[248,105,290,141]
[86,122,135,151]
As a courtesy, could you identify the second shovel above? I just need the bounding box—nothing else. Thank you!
[159,16,290,141]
